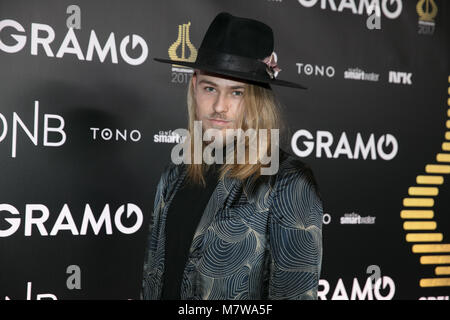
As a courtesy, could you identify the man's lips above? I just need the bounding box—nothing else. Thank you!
[209,118,231,125]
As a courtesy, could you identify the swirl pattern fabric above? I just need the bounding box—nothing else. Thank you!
[141,149,323,300]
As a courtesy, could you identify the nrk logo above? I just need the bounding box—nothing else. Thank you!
[0,203,143,237]
[291,129,398,160]
[0,18,148,65]
[0,101,66,158]
[388,71,412,85]
[297,0,403,19]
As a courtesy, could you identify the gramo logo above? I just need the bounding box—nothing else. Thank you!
[319,276,396,300]
[291,129,398,160]
[0,203,143,237]
[0,18,148,65]
[297,0,403,19]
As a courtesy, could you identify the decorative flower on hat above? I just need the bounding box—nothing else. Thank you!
[261,51,282,79]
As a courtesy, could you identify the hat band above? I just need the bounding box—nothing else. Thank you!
[195,48,270,79]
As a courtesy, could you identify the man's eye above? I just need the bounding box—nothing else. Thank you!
[205,87,215,92]
[233,91,243,96]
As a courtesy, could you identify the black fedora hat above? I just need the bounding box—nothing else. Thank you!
[154,12,307,90]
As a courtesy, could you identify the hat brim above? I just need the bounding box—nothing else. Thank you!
[153,58,308,90]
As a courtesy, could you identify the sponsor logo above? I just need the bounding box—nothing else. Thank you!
[297,0,403,19]
[4,282,57,300]
[340,212,376,224]
[154,130,186,144]
[0,203,143,237]
[90,127,142,142]
[419,296,449,300]
[0,18,148,65]
[323,213,332,225]
[153,130,186,143]
[416,0,438,35]
[167,21,198,84]
[0,101,66,158]
[296,62,335,78]
[344,67,379,82]
[319,276,396,300]
[291,129,398,160]
[388,71,412,85]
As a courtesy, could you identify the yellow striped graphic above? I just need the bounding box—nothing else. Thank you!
[435,266,450,275]
[408,187,438,196]
[400,210,434,219]
[436,153,450,162]
[420,255,450,264]
[416,175,443,185]
[412,244,450,253]
[403,221,436,230]
[403,198,434,207]
[420,278,450,287]
[425,164,450,174]
[405,233,443,242]
[400,76,450,288]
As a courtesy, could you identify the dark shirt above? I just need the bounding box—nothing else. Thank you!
[161,163,221,300]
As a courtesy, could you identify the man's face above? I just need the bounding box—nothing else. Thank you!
[192,69,246,142]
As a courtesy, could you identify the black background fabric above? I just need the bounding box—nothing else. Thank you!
[0,0,449,300]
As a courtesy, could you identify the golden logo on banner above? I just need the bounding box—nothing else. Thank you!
[168,22,197,71]
[400,75,450,289]
[416,0,438,35]
[416,0,438,22]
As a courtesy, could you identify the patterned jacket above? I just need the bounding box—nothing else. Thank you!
[141,149,323,300]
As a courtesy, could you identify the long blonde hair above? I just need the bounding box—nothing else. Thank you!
[184,74,286,187]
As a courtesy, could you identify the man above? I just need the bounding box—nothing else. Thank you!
[141,12,323,300]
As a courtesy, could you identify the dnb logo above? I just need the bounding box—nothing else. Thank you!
[0,203,143,237]
[0,101,65,158]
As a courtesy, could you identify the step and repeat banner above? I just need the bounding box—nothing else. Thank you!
[0,0,449,300]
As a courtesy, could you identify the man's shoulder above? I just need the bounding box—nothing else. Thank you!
[270,149,324,225]
[278,148,315,177]
[158,161,184,187]
[275,148,321,195]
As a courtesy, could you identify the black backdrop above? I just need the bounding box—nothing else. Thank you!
[0,0,449,300]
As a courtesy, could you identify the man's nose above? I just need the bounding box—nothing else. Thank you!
[213,92,230,114]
